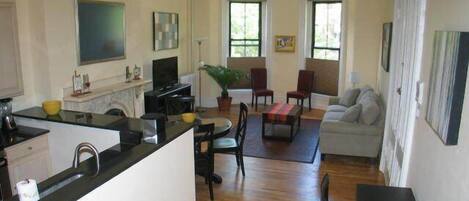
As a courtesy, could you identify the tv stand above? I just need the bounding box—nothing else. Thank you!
[144,83,191,114]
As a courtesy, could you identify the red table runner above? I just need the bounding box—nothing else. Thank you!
[265,103,295,122]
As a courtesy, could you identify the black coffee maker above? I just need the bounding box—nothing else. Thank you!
[1,98,17,132]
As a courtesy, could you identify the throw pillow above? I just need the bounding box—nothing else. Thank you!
[339,88,360,107]
[359,99,380,125]
[340,104,362,123]
[357,86,374,103]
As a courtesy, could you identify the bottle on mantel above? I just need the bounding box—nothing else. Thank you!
[72,71,83,95]
[125,66,132,83]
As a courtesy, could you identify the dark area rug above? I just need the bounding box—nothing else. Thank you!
[225,115,321,163]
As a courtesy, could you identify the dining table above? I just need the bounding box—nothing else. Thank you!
[356,184,416,201]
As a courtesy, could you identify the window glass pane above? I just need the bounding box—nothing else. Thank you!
[230,3,245,39]
[231,40,246,45]
[245,40,260,45]
[313,49,339,60]
[314,3,341,49]
[231,46,245,57]
[244,46,259,57]
[245,4,260,39]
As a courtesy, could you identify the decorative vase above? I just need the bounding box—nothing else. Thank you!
[217,97,232,111]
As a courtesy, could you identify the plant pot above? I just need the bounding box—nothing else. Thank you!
[217,96,232,111]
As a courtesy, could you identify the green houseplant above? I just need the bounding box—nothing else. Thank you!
[202,65,245,111]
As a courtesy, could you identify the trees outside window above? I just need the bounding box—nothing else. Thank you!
[312,2,342,60]
[229,2,261,57]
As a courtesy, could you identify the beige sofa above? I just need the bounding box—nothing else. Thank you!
[319,87,385,160]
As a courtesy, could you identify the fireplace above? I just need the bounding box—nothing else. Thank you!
[63,77,150,118]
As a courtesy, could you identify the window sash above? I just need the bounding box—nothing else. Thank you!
[312,1,342,60]
[229,2,262,57]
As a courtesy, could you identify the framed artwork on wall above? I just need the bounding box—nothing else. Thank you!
[76,1,126,65]
[381,22,393,72]
[153,11,179,51]
[425,31,469,145]
[275,35,296,52]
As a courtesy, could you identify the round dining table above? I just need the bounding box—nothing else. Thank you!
[194,117,233,184]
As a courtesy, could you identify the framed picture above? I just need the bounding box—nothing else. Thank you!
[76,1,126,65]
[425,31,469,145]
[381,23,392,72]
[275,35,296,52]
[153,11,179,51]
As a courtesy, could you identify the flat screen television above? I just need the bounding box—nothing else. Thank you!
[153,57,178,90]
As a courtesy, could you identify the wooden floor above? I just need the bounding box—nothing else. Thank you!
[196,104,384,201]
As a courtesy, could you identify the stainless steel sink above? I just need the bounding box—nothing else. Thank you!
[39,173,84,199]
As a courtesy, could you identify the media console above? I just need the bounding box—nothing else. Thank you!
[144,83,191,114]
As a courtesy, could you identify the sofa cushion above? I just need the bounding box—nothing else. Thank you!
[357,86,374,103]
[320,120,382,136]
[339,88,360,107]
[359,98,380,125]
[357,91,378,105]
[340,104,362,123]
[327,105,348,112]
[323,111,344,121]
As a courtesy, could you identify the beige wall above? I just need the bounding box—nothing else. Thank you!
[194,0,393,106]
[376,0,394,105]
[10,0,191,110]
[344,0,391,90]
[407,0,469,200]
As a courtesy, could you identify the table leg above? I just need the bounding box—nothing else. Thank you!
[290,122,294,142]
[262,117,266,138]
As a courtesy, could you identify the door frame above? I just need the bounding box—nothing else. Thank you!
[379,0,427,186]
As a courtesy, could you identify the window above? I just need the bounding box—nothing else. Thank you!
[229,2,262,57]
[312,2,342,60]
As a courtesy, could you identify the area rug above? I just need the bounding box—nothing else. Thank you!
[225,115,321,163]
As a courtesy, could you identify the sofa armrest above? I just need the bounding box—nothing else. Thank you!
[320,120,383,136]
[329,97,341,105]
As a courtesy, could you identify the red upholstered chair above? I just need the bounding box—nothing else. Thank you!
[251,68,274,111]
[287,70,315,113]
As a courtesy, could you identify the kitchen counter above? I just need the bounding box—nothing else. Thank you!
[0,126,49,150]
[14,107,146,145]
[9,107,194,201]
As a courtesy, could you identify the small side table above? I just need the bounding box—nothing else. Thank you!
[357,184,416,201]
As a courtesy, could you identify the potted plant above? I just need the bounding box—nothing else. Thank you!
[202,65,246,111]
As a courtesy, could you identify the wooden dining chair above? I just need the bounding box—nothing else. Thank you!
[165,95,195,116]
[194,123,215,200]
[213,102,248,176]
[251,68,274,111]
[321,173,330,201]
[287,70,315,113]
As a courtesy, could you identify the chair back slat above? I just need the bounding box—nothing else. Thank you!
[235,103,249,147]
[321,173,330,201]
[166,96,195,116]
[251,68,268,90]
[297,70,315,93]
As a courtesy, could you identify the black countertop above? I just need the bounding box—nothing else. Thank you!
[0,126,50,150]
[14,107,147,145]
[9,107,194,201]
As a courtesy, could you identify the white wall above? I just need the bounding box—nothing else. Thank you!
[406,0,469,200]
[9,0,192,111]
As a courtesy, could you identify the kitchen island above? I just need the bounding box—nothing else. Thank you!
[8,107,195,201]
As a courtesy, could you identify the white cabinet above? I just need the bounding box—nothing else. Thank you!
[5,134,52,195]
[0,2,23,99]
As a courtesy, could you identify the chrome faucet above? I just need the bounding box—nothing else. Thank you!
[72,142,100,177]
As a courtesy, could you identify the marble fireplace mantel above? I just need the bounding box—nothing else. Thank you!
[63,78,151,118]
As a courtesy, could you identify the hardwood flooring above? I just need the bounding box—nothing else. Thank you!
[196,104,384,201]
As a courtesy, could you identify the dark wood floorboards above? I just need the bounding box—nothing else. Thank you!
[196,104,385,201]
